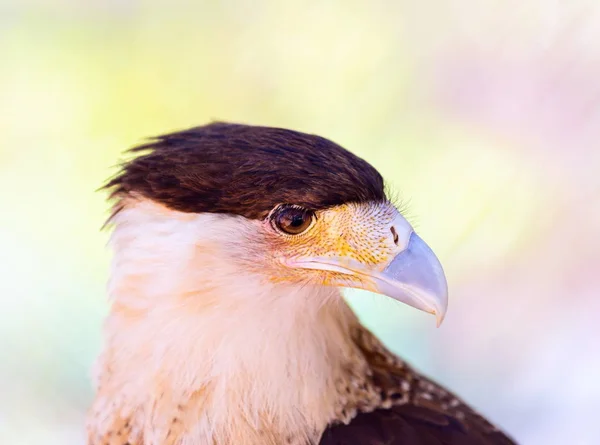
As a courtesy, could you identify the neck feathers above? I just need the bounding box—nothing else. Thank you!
[87,200,372,445]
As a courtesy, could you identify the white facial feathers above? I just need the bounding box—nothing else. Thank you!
[90,198,363,445]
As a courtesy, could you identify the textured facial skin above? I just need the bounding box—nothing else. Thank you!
[251,202,402,288]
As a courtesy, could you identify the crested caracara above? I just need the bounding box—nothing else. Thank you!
[87,123,515,445]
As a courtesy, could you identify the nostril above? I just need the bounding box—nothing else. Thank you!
[390,226,399,245]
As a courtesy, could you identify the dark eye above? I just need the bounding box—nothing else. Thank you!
[271,205,315,235]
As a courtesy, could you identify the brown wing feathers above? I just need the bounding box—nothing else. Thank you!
[320,405,515,445]
[319,328,517,445]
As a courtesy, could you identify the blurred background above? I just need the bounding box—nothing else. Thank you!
[1,1,599,444]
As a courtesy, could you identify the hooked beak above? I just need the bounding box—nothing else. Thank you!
[288,231,448,326]
[374,232,448,326]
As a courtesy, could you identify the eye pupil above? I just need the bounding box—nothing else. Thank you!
[272,206,315,235]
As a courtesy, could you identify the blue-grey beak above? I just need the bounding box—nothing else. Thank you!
[376,232,448,326]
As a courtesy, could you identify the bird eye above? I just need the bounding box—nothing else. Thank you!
[271,205,315,235]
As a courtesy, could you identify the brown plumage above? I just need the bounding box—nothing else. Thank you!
[319,328,515,445]
[105,122,385,219]
[88,122,515,445]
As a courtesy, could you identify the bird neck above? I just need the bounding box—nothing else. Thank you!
[88,205,373,445]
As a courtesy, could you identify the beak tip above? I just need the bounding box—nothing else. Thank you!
[435,310,446,327]
[434,285,448,327]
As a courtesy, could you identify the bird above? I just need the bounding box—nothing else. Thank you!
[87,122,515,445]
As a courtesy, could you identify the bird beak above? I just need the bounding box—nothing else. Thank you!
[372,232,448,326]
[288,231,448,326]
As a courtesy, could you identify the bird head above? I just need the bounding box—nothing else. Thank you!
[106,122,448,325]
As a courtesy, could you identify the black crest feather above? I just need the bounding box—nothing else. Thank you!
[104,122,386,219]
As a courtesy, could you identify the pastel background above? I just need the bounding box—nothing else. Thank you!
[1,1,599,444]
